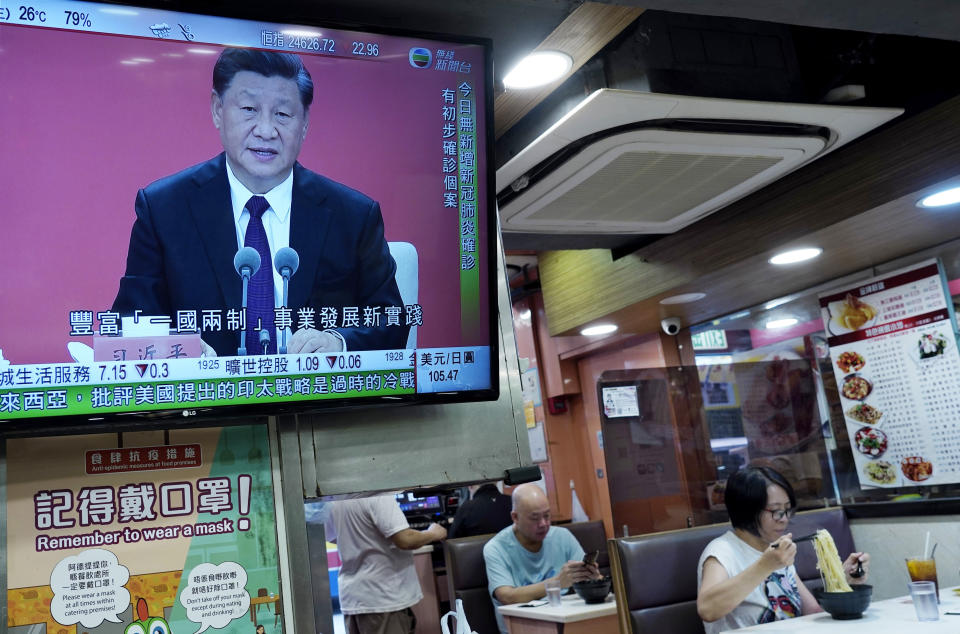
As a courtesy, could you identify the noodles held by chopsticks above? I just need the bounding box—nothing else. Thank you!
[813,529,852,592]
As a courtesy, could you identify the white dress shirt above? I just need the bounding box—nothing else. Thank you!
[224,160,345,351]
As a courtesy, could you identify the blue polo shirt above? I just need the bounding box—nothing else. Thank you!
[483,525,584,633]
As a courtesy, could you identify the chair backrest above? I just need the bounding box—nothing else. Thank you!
[444,533,499,634]
[564,520,611,578]
[609,507,853,634]
[388,241,418,349]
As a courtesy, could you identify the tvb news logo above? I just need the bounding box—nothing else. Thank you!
[409,47,432,69]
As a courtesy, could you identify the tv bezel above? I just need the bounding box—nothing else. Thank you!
[0,0,500,429]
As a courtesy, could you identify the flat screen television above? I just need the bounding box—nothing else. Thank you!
[395,492,442,513]
[0,1,497,425]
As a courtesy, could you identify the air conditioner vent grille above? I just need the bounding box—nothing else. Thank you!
[528,151,781,224]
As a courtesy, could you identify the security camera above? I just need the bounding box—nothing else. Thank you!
[661,317,682,336]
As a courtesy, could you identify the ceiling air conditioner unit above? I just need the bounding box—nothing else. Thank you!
[496,90,902,235]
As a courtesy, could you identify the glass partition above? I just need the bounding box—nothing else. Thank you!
[599,239,960,534]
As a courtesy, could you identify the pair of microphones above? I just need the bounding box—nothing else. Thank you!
[234,246,299,356]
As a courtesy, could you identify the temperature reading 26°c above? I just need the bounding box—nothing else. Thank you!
[18,6,46,22]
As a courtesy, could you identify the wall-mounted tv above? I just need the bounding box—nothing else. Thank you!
[0,1,497,424]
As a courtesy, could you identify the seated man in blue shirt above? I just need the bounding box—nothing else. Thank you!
[483,483,600,632]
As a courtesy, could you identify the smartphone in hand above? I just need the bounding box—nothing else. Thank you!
[582,550,599,566]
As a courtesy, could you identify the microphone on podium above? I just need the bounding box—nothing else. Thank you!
[233,247,261,356]
[274,247,300,354]
[259,329,271,356]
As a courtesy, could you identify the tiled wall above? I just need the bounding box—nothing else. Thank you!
[851,515,960,600]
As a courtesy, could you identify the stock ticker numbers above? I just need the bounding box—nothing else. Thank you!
[260,30,336,53]
[351,41,380,56]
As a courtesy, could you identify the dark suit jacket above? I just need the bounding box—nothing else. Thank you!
[113,154,408,356]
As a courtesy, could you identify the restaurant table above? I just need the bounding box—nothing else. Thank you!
[497,592,617,633]
[248,592,281,627]
[723,586,960,632]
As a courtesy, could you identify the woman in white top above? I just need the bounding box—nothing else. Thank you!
[696,466,870,633]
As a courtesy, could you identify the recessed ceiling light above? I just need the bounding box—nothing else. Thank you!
[918,186,960,208]
[660,293,706,305]
[769,248,822,265]
[519,309,532,320]
[720,310,751,322]
[187,48,218,55]
[581,324,617,336]
[503,51,573,89]
[766,318,798,329]
[764,296,793,310]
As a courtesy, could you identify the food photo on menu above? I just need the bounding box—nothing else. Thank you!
[864,460,898,485]
[835,350,866,373]
[846,402,883,425]
[827,294,878,334]
[835,356,904,487]
[917,332,949,359]
[840,373,872,401]
[854,427,887,458]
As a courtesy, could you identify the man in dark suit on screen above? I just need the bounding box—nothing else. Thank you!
[113,48,408,356]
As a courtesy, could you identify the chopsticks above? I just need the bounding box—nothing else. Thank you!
[770,533,817,548]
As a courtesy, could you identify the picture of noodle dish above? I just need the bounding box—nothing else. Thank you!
[841,374,872,401]
[845,402,882,425]
[901,456,933,482]
[854,427,887,458]
[864,460,897,484]
[828,293,877,334]
[835,350,865,373]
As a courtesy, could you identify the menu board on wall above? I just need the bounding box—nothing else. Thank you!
[819,259,960,488]
[6,425,283,634]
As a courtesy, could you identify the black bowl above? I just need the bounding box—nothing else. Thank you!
[572,577,612,604]
[813,585,872,620]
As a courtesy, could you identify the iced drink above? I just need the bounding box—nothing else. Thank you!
[906,557,939,601]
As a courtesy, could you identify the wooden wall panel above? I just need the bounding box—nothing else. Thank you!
[494,3,643,137]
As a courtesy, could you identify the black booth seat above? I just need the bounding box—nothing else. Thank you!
[608,507,855,634]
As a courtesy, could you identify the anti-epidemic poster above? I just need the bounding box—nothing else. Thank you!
[6,425,284,634]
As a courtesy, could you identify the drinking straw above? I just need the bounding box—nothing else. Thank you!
[931,543,938,559]
[924,531,931,559]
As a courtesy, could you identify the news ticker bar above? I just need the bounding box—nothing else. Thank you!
[0,370,413,419]
[0,0,469,62]
[0,347,491,419]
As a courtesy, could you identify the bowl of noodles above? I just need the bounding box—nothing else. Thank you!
[812,529,872,619]
[814,585,873,620]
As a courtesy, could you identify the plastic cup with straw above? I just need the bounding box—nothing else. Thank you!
[906,531,940,602]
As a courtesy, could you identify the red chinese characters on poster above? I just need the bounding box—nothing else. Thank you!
[7,425,284,634]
